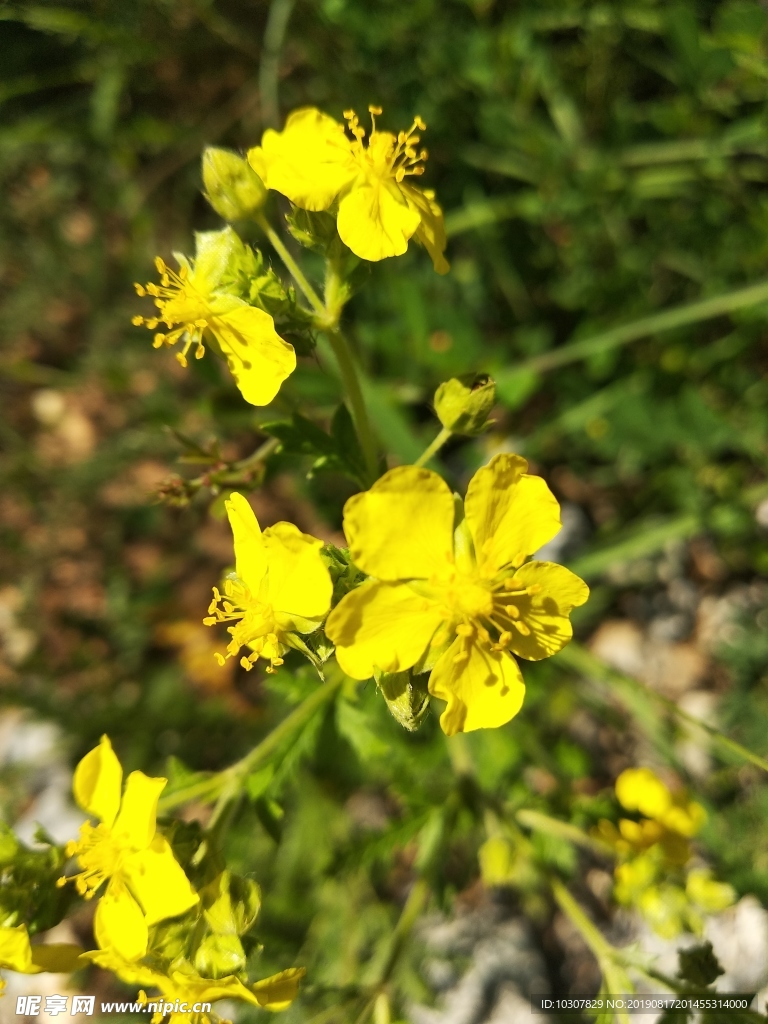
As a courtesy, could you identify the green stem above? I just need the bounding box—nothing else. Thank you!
[325,327,379,483]
[256,212,325,316]
[258,217,379,482]
[159,674,343,812]
[516,808,615,858]
[414,426,453,468]
[559,642,768,774]
[517,277,768,375]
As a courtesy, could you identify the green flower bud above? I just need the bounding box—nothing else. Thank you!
[433,373,496,435]
[374,669,430,732]
[202,147,267,221]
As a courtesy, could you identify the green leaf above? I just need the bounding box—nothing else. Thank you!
[336,697,389,763]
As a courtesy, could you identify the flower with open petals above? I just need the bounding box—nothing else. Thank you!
[133,229,295,406]
[61,736,198,963]
[248,106,449,273]
[204,492,333,673]
[0,924,82,990]
[326,455,588,735]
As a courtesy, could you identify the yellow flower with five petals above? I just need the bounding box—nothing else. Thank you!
[61,736,198,963]
[248,106,449,273]
[133,230,295,406]
[204,493,333,673]
[326,454,588,735]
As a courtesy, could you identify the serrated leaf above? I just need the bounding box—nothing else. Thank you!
[336,698,389,763]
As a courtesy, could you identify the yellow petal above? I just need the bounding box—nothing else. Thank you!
[0,924,36,973]
[504,561,589,661]
[122,836,198,925]
[28,945,84,973]
[465,454,562,575]
[212,305,296,407]
[401,184,450,275]
[343,466,455,581]
[262,523,332,623]
[615,768,672,819]
[252,967,306,1011]
[73,734,123,827]
[94,881,149,961]
[337,183,421,262]
[113,770,166,849]
[429,638,525,735]
[225,492,267,594]
[248,107,356,210]
[326,580,443,680]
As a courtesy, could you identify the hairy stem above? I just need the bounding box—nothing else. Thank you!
[256,212,325,316]
[324,326,379,482]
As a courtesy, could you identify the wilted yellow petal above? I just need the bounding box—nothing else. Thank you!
[252,967,307,1011]
[225,492,267,593]
[327,580,443,679]
[504,561,589,661]
[113,771,166,850]
[465,455,561,575]
[402,184,450,275]
[263,523,332,623]
[337,183,421,262]
[343,466,455,581]
[73,734,123,827]
[122,835,198,925]
[248,107,356,211]
[429,638,525,735]
[213,305,296,407]
[94,881,149,962]
[28,945,84,973]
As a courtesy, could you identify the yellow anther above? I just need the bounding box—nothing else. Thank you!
[154,256,166,273]
[526,584,542,596]
[368,105,383,115]
[415,115,426,130]
[214,652,226,666]
[503,577,522,590]
[240,656,254,671]
[513,621,531,636]
[512,553,527,568]
[456,623,474,637]
[453,650,469,664]
[498,631,512,647]
[504,604,520,618]
[131,315,144,326]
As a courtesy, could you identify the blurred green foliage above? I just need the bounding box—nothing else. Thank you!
[2,0,768,1017]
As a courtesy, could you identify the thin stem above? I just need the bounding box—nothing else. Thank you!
[516,808,615,858]
[256,212,325,316]
[414,426,452,468]
[325,327,379,483]
[517,277,768,376]
[159,674,343,812]
[258,0,296,129]
[559,643,768,774]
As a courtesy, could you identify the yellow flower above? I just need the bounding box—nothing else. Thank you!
[615,768,706,838]
[61,736,198,963]
[204,493,333,673]
[132,231,295,407]
[0,924,82,985]
[86,947,304,1023]
[325,454,589,735]
[248,106,449,273]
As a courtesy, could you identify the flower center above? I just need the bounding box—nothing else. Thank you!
[133,258,210,368]
[343,106,428,184]
[204,577,285,673]
[59,822,123,899]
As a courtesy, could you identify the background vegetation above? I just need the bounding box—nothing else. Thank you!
[2,0,768,1019]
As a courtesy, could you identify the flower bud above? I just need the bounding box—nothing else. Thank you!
[202,148,267,221]
[433,373,496,435]
[374,669,430,732]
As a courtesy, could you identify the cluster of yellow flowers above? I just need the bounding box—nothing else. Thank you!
[205,455,588,735]
[595,768,735,938]
[134,106,449,408]
[1,737,302,1022]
